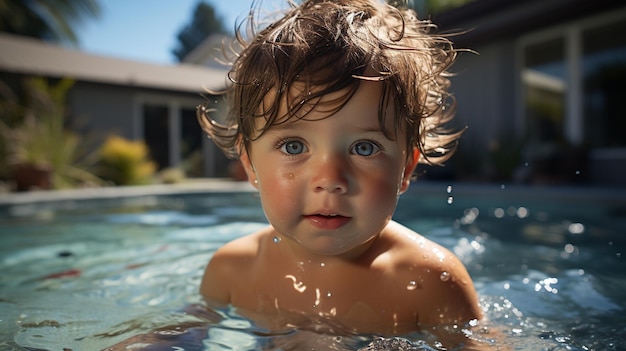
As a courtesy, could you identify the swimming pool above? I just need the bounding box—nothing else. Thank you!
[0,182,624,350]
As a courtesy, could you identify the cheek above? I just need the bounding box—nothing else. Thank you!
[359,170,401,209]
[258,171,301,215]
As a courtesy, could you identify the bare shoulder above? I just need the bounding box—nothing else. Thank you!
[386,221,464,270]
[199,226,273,304]
[382,221,482,325]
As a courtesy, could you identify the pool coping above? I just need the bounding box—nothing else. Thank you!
[0,179,255,206]
[0,180,624,207]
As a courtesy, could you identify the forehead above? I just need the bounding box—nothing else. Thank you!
[254,80,402,137]
[261,80,385,121]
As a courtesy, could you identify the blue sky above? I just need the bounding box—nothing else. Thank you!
[75,0,283,65]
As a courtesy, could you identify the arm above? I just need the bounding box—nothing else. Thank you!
[406,243,487,349]
[418,257,482,325]
[199,230,264,304]
[388,223,482,326]
[199,247,234,304]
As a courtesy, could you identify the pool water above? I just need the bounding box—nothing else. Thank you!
[0,183,624,350]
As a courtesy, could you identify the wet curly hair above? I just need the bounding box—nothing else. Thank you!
[197,0,462,165]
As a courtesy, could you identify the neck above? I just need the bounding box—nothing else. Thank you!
[271,231,381,267]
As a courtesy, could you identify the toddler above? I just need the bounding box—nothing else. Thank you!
[197,0,481,337]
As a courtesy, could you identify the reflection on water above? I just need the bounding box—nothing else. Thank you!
[0,188,624,350]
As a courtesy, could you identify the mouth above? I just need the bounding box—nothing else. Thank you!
[304,213,351,230]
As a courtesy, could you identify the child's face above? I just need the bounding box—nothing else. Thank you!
[241,81,418,259]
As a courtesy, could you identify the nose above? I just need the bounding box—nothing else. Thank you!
[312,154,349,194]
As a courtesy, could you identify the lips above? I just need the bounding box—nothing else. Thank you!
[304,213,351,230]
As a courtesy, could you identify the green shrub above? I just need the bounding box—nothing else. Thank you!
[97,135,156,186]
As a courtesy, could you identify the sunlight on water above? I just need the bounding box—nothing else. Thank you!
[0,189,624,350]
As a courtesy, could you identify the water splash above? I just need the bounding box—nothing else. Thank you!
[313,288,321,308]
[284,275,306,293]
[359,337,437,351]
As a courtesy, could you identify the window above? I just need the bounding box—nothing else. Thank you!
[180,107,204,177]
[139,98,210,176]
[582,20,626,148]
[522,37,566,146]
[143,104,170,170]
[521,12,626,150]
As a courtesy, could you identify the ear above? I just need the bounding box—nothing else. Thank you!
[239,148,259,189]
[398,148,419,195]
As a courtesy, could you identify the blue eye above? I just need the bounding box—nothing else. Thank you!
[280,140,307,155]
[352,141,380,156]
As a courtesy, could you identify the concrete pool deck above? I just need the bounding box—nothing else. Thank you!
[0,179,625,207]
[0,179,255,206]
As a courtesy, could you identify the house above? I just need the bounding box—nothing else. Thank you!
[0,32,232,178]
[182,34,234,69]
[432,0,626,185]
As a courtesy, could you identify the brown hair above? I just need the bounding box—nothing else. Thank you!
[197,0,461,164]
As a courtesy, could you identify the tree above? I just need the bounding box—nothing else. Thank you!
[389,0,476,15]
[0,0,100,45]
[425,0,476,14]
[172,1,226,62]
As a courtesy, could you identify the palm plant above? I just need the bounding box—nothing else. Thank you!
[0,0,100,45]
[0,78,101,190]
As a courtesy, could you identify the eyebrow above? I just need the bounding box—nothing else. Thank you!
[268,122,400,145]
[352,124,386,133]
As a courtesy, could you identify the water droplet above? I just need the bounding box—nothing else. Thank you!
[326,291,332,297]
[320,262,326,267]
[272,236,281,243]
[500,184,506,190]
[568,223,584,234]
[447,196,454,204]
[494,208,505,218]
[446,185,452,194]
[406,280,418,290]
[440,271,450,281]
